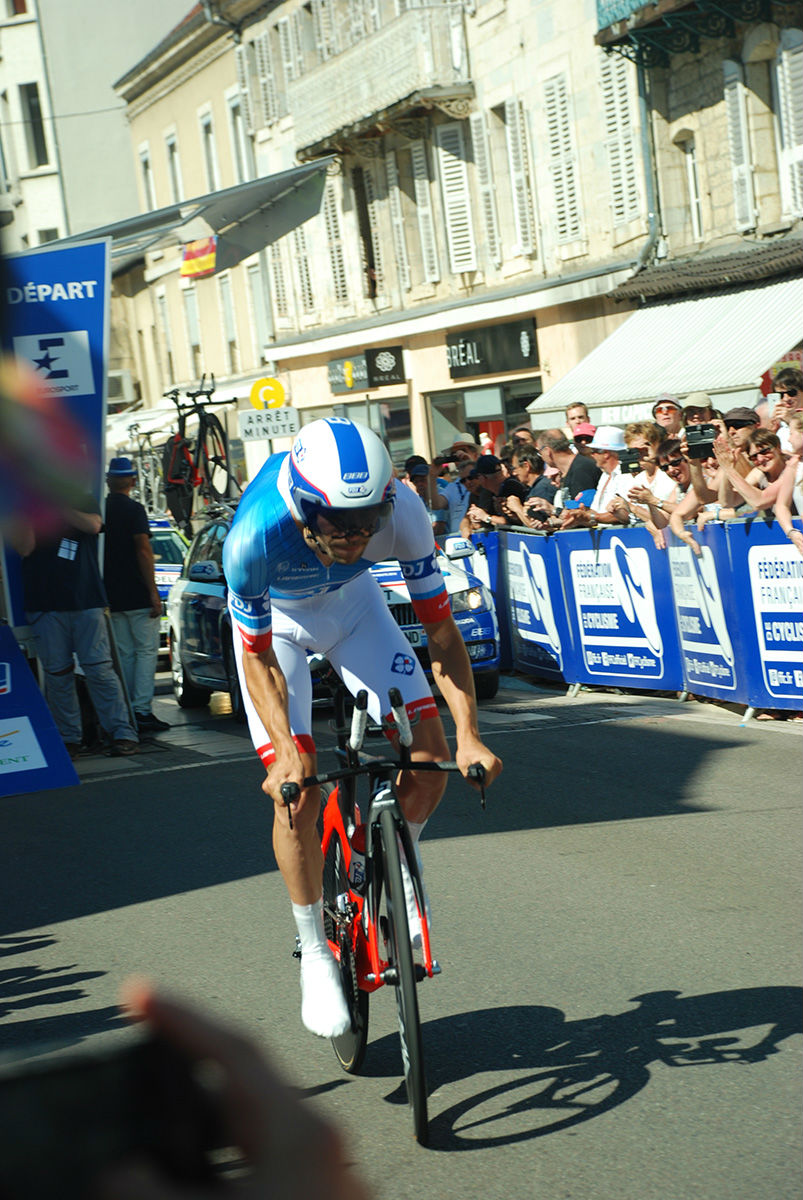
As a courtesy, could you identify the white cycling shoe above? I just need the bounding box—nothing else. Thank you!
[300,953,351,1039]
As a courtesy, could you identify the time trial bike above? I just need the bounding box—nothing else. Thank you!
[281,679,486,1145]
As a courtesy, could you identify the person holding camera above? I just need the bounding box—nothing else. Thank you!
[706,429,789,522]
[459,455,512,535]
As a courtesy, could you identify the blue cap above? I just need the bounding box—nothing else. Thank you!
[107,456,137,476]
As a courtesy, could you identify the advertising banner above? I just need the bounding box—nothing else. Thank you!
[555,527,684,690]
[0,626,78,798]
[501,530,576,682]
[666,526,748,703]
[725,519,803,710]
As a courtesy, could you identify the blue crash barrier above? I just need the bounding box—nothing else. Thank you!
[475,518,803,712]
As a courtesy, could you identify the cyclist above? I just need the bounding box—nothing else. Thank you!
[223,418,502,1039]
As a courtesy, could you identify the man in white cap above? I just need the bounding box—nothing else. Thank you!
[560,425,632,529]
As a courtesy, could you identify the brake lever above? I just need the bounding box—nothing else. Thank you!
[280,781,300,829]
[467,762,487,810]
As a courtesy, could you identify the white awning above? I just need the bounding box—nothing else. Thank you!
[527,277,803,422]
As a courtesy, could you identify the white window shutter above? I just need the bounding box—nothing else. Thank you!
[386,151,412,291]
[270,243,289,318]
[469,111,502,267]
[410,140,440,283]
[255,31,279,125]
[235,45,254,134]
[362,167,386,295]
[724,59,756,230]
[601,54,640,227]
[504,97,537,253]
[435,123,477,273]
[775,28,803,216]
[543,75,583,244]
[324,183,349,302]
[277,18,296,82]
[292,12,305,78]
[293,227,315,312]
[312,0,337,60]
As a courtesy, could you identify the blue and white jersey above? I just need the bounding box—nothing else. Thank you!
[223,453,450,653]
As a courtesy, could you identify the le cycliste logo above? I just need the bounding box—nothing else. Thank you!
[13,331,95,397]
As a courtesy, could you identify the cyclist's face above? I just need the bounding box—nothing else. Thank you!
[313,514,374,562]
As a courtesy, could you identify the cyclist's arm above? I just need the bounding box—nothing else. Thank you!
[423,614,502,786]
[240,644,301,772]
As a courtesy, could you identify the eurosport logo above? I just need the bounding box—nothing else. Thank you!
[0,663,10,696]
[390,652,415,675]
[13,330,95,397]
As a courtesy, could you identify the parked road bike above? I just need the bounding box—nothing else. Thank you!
[127,422,166,516]
[162,374,239,537]
[281,675,487,1145]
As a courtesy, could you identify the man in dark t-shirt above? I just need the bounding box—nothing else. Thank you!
[103,458,168,735]
[18,497,139,757]
[536,428,601,509]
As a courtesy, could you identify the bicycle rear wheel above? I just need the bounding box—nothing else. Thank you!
[198,413,232,501]
[379,805,428,1144]
[322,817,369,1074]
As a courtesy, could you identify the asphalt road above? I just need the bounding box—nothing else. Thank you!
[1,674,801,1199]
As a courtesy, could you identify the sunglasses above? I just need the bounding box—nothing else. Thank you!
[777,388,799,398]
[574,436,593,445]
[747,448,773,463]
[726,421,756,430]
[654,405,680,415]
[660,457,686,469]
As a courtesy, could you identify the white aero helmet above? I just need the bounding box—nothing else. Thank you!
[288,418,395,536]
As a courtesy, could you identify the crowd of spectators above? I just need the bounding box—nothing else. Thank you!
[401,369,802,559]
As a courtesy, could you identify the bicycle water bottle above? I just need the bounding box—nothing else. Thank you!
[348,824,367,894]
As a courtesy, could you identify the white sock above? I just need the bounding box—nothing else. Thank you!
[292,900,351,1038]
[399,836,431,947]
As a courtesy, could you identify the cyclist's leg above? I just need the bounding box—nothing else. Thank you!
[230,608,350,1038]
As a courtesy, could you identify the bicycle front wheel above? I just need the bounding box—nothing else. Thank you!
[322,822,369,1074]
[379,806,428,1144]
[198,414,232,501]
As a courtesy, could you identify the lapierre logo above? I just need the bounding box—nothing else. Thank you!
[0,663,10,696]
[391,652,415,675]
[13,330,95,397]
[520,545,562,663]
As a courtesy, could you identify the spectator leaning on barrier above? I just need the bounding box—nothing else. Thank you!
[652,394,684,438]
[706,429,789,523]
[511,445,557,507]
[536,428,601,509]
[774,411,803,556]
[620,421,678,549]
[460,454,511,535]
[636,438,691,533]
[560,426,631,530]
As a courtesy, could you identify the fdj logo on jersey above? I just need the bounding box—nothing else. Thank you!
[391,652,415,675]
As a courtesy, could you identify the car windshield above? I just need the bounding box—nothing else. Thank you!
[152,531,187,565]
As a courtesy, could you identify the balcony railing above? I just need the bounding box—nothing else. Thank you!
[288,4,472,158]
[596,0,772,65]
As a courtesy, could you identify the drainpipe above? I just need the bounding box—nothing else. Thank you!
[633,59,661,274]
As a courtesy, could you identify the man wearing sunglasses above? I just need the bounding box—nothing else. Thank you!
[651,394,684,437]
[769,367,803,453]
[223,419,501,1040]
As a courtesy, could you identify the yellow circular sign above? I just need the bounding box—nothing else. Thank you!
[250,377,286,409]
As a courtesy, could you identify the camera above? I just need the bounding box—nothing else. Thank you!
[685,422,718,459]
[617,447,642,475]
[0,1029,224,1198]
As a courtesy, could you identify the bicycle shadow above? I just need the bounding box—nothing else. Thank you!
[364,985,802,1150]
[0,935,128,1054]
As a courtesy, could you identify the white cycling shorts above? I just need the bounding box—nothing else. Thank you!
[232,569,438,766]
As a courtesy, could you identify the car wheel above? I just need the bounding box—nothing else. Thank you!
[223,629,246,724]
[170,634,211,709]
[473,668,499,701]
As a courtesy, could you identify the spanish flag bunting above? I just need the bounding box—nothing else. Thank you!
[180,235,218,278]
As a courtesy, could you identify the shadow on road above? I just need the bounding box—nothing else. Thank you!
[0,936,128,1053]
[361,984,802,1150]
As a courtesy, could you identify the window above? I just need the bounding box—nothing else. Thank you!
[410,140,440,283]
[504,98,537,254]
[139,143,156,210]
[600,55,640,228]
[183,287,202,379]
[156,292,174,386]
[234,43,254,135]
[323,183,348,303]
[352,166,385,299]
[218,274,239,374]
[19,82,48,168]
[386,151,411,291]
[277,14,304,83]
[227,95,252,183]
[311,0,338,60]
[247,262,272,362]
[773,27,803,217]
[293,226,315,312]
[270,243,289,319]
[255,30,280,125]
[434,122,477,273]
[199,111,220,192]
[37,228,58,243]
[543,74,584,244]
[677,135,703,240]
[469,112,502,268]
[723,59,756,229]
[4,1,28,17]
[165,133,183,203]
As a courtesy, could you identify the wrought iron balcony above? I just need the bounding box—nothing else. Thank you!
[596,0,773,66]
[287,4,473,160]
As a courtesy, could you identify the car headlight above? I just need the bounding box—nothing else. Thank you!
[450,586,490,614]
